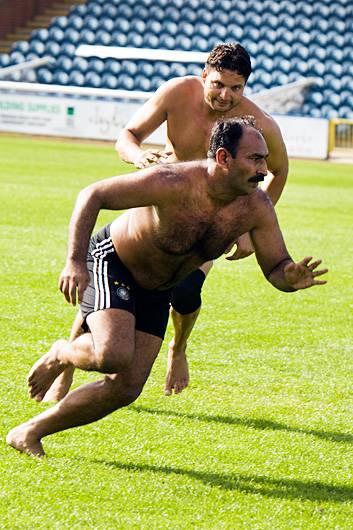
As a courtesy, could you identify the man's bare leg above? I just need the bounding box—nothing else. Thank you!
[7,311,163,457]
[165,261,213,395]
[42,310,83,402]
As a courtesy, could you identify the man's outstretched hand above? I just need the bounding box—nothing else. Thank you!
[284,257,328,290]
[59,261,90,306]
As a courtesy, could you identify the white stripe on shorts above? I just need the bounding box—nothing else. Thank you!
[92,237,114,311]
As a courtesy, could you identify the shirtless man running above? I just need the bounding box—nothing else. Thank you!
[7,117,326,457]
[44,42,288,402]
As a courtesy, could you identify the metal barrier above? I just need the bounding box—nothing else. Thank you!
[329,119,353,152]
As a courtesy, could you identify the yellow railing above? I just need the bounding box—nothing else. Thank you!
[329,118,353,152]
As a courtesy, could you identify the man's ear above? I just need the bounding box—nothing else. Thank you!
[201,68,208,82]
[215,148,232,167]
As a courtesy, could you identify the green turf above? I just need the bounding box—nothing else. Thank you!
[1,135,352,529]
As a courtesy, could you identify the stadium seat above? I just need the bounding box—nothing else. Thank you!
[52,71,69,85]
[101,73,118,90]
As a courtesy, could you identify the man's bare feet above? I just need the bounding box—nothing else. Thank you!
[27,340,69,402]
[164,340,189,395]
[6,424,45,458]
[42,366,75,402]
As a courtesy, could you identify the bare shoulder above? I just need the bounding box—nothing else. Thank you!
[249,188,276,219]
[153,160,203,186]
[158,76,203,104]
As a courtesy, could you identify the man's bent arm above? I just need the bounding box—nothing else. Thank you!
[261,119,289,205]
[115,81,172,166]
[60,167,178,304]
[251,193,327,292]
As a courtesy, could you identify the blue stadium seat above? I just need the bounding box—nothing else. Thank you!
[165,6,180,21]
[88,58,105,74]
[45,41,61,58]
[133,20,146,34]
[60,43,76,58]
[51,16,68,30]
[126,32,143,47]
[0,53,10,67]
[115,19,130,33]
[150,75,165,90]
[96,30,112,46]
[10,51,25,64]
[30,28,49,42]
[154,61,170,79]
[159,35,176,49]
[175,35,192,51]
[48,27,64,43]
[69,4,87,17]
[52,71,69,85]
[138,61,154,78]
[85,71,101,88]
[121,60,138,76]
[142,33,159,49]
[56,56,72,73]
[67,15,83,31]
[11,40,29,54]
[180,6,197,23]
[72,56,88,73]
[194,22,211,38]
[111,32,127,47]
[132,5,149,20]
[169,63,187,77]
[101,4,118,18]
[80,29,96,45]
[135,75,152,92]
[28,40,45,56]
[101,73,118,90]
[106,59,121,76]
[178,21,194,37]
[68,70,85,86]
[63,28,80,45]
[118,75,135,90]
[100,17,115,33]
[190,36,209,52]
[37,67,53,83]
[83,16,99,32]
[161,21,178,38]
[145,20,162,35]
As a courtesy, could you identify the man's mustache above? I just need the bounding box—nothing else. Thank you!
[248,174,265,183]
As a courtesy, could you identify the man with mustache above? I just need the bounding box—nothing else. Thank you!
[7,117,326,457]
[44,43,288,402]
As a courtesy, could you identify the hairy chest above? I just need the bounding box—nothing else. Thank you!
[154,202,252,261]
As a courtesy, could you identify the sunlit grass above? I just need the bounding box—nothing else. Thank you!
[1,135,352,529]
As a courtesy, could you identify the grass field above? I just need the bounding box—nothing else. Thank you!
[1,134,353,529]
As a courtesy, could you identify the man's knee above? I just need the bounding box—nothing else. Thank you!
[171,269,206,315]
[104,374,144,407]
[95,342,134,373]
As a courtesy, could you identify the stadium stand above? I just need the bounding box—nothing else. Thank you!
[0,0,352,119]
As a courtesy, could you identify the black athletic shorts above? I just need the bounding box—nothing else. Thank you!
[80,225,172,339]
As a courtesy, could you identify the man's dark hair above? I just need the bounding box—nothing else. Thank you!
[207,116,258,159]
[205,43,252,82]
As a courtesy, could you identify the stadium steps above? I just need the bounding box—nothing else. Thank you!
[0,0,85,53]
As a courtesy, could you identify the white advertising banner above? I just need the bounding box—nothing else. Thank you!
[0,93,143,140]
[273,115,329,159]
[0,92,328,158]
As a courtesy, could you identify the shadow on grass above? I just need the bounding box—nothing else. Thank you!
[92,459,353,502]
[131,405,353,444]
